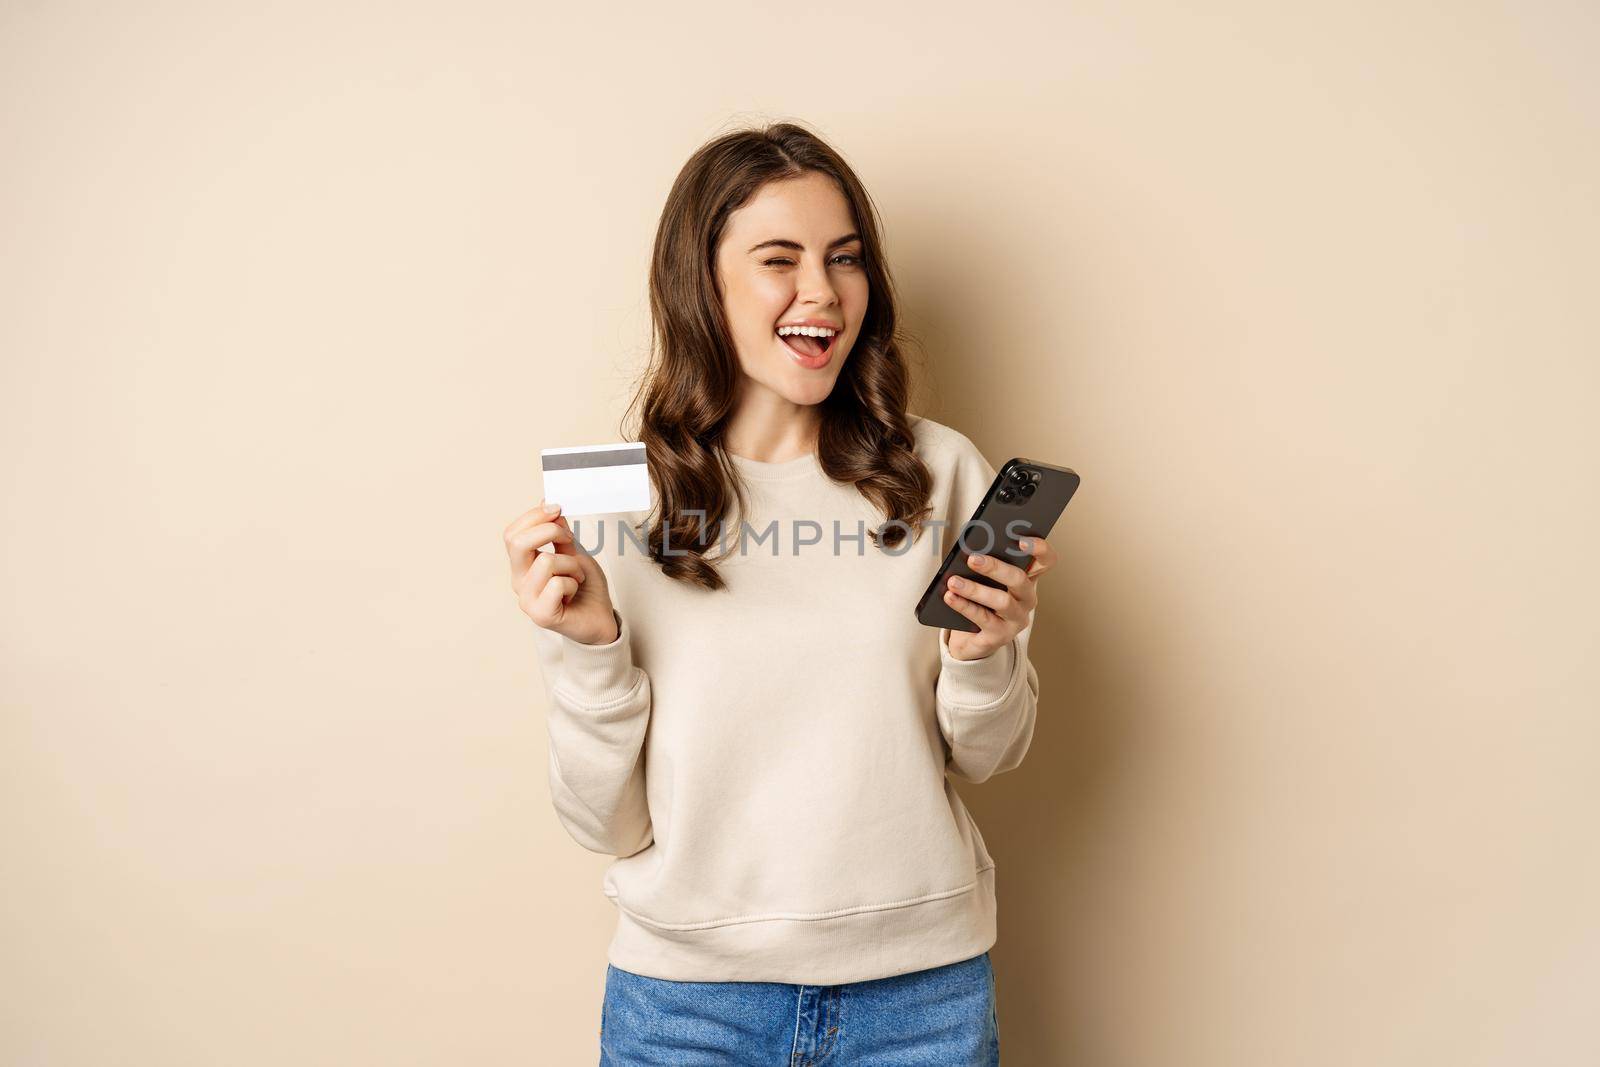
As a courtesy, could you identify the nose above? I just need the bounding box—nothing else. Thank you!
[796,253,840,307]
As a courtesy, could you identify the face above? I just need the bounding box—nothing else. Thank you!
[714,171,869,410]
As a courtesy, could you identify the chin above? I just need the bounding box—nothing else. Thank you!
[779,379,837,407]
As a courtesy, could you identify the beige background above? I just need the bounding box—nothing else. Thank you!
[3,2,1596,1064]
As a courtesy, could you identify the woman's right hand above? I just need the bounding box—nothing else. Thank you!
[504,500,620,646]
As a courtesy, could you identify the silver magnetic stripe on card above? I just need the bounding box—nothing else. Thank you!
[541,447,647,471]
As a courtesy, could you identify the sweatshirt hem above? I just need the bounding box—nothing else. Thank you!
[602,864,1000,985]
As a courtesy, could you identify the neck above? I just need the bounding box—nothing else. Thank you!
[723,387,820,464]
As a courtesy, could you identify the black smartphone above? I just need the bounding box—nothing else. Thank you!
[915,457,1081,632]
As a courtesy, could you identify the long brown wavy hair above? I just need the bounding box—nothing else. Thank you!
[619,121,933,590]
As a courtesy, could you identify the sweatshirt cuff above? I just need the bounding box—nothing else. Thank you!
[937,627,1019,709]
[556,608,640,707]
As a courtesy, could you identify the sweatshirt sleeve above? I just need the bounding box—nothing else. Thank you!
[934,432,1043,784]
[528,606,654,857]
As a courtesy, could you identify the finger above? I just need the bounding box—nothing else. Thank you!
[504,502,566,554]
[527,574,580,625]
[548,513,590,555]
[546,514,609,592]
[942,585,1005,634]
[945,573,1020,620]
[516,546,585,599]
[506,518,572,568]
[1017,536,1057,579]
[505,517,573,575]
[966,551,1030,595]
[504,500,564,541]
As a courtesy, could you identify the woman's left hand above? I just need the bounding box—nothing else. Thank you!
[943,536,1058,662]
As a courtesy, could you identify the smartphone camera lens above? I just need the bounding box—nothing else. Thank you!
[1008,468,1029,484]
[997,486,1017,503]
[1019,481,1036,498]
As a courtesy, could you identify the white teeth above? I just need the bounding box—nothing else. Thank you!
[776,325,838,338]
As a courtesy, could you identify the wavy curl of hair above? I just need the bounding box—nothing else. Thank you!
[619,121,933,591]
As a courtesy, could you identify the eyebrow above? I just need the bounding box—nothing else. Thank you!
[746,232,862,255]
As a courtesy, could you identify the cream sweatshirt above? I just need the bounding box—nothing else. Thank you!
[528,414,1040,985]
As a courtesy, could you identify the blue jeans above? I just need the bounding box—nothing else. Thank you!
[599,950,999,1065]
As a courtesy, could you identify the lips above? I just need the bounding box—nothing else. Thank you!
[777,329,835,369]
[779,331,833,355]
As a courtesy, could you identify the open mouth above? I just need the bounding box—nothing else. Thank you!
[775,327,838,361]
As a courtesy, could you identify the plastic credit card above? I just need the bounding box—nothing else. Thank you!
[539,442,652,516]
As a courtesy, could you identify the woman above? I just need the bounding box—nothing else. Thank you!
[503,122,1058,1064]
